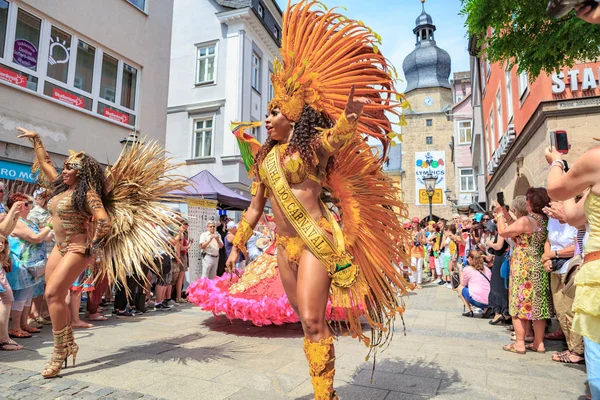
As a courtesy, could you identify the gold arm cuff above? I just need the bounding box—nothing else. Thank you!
[251,181,260,196]
[322,112,358,152]
[232,215,253,253]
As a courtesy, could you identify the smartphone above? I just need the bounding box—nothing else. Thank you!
[554,130,570,154]
[547,0,599,19]
[496,192,505,207]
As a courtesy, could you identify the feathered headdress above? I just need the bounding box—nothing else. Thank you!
[269,0,407,145]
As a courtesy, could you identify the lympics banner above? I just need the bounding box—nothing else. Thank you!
[415,151,446,206]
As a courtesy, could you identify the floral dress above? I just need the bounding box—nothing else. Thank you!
[508,213,553,320]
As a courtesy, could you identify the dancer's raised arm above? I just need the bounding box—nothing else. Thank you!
[17,128,59,182]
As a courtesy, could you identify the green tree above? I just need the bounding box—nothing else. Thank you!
[460,0,600,79]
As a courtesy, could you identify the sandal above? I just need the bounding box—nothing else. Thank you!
[9,330,32,339]
[525,343,546,353]
[544,329,565,341]
[0,339,24,351]
[552,350,585,364]
[21,326,41,334]
[503,343,526,355]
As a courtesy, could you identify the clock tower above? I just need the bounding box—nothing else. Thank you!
[399,0,456,221]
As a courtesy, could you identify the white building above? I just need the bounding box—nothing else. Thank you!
[0,0,174,190]
[166,0,282,199]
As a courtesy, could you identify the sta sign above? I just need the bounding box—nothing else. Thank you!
[552,68,600,94]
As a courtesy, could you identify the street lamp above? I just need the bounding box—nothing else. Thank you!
[120,129,141,152]
[423,171,437,222]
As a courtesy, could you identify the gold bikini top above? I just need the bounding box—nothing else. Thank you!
[258,144,322,187]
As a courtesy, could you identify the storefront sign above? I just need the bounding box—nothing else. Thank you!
[0,160,35,183]
[13,39,38,69]
[552,67,600,94]
[52,88,84,108]
[187,198,218,209]
[487,124,516,176]
[0,66,27,87]
[415,151,446,206]
[103,108,129,124]
[558,98,600,109]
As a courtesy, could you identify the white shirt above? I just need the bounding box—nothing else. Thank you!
[200,231,220,256]
[547,218,577,274]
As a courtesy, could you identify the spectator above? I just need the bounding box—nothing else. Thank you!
[216,215,229,277]
[5,193,52,339]
[200,220,223,279]
[546,144,600,398]
[541,201,583,364]
[0,186,23,237]
[496,187,552,355]
[175,221,191,303]
[409,218,425,289]
[487,205,511,325]
[0,234,22,350]
[455,250,491,317]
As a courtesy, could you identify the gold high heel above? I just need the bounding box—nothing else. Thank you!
[41,326,76,378]
[65,325,78,367]
[303,337,338,400]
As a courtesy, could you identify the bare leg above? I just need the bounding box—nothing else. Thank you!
[30,295,43,319]
[512,318,527,353]
[10,310,22,332]
[175,272,185,300]
[69,291,92,328]
[531,320,546,352]
[0,299,12,341]
[276,247,299,315]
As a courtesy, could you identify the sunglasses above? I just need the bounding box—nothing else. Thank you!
[24,201,33,207]
[482,218,490,221]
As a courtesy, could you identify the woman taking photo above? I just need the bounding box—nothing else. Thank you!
[17,129,111,378]
[495,188,552,355]
[455,250,491,317]
[6,193,52,340]
[226,1,409,398]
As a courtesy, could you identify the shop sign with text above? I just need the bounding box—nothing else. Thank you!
[488,124,515,175]
[552,67,600,94]
[103,108,129,124]
[0,160,35,183]
[52,88,84,108]
[13,39,38,69]
[0,66,27,87]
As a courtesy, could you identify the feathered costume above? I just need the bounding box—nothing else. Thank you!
[30,139,187,288]
[222,2,410,398]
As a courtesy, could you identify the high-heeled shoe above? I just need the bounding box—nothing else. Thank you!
[304,337,337,400]
[65,326,79,367]
[489,315,504,325]
[41,326,76,378]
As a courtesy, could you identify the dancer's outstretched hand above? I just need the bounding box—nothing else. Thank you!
[344,85,371,122]
[16,127,38,139]
[226,248,241,279]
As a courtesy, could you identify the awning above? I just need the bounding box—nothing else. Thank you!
[172,170,251,211]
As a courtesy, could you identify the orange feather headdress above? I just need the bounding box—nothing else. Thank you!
[270,0,407,145]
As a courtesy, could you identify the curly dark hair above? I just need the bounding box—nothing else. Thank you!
[253,105,334,178]
[526,187,550,216]
[52,155,107,213]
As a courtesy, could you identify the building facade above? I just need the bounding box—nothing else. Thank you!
[166,0,282,199]
[477,35,600,204]
[400,5,456,221]
[0,0,173,189]
[468,37,487,210]
[448,71,474,213]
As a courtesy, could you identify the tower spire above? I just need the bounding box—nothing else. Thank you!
[421,0,425,12]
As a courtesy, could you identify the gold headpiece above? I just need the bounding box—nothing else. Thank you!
[269,0,407,142]
[65,150,86,169]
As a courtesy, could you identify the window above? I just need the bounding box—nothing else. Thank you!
[480,59,486,93]
[251,52,261,91]
[460,168,475,192]
[196,44,216,84]
[505,68,514,121]
[0,0,9,58]
[268,70,274,101]
[100,53,118,102]
[273,26,279,39]
[121,63,137,109]
[47,26,71,83]
[489,109,495,142]
[484,55,491,79]
[74,40,95,93]
[425,136,433,145]
[426,119,432,127]
[0,5,139,126]
[127,0,146,12]
[456,95,463,103]
[257,3,264,17]
[458,121,472,144]
[518,70,528,98]
[13,9,41,71]
[193,119,213,158]
[496,90,503,137]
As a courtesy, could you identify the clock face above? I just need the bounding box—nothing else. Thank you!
[424,96,434,107]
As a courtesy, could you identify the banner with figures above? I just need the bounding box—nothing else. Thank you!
[187,199,219,283]
[415,151,447,206]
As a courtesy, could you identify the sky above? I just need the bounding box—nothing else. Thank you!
[274,0,471,92]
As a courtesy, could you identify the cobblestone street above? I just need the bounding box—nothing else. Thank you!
[0,284,589,399]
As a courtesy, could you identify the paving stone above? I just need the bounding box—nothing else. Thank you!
[93,388,117,396]
[10,382,31,391]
